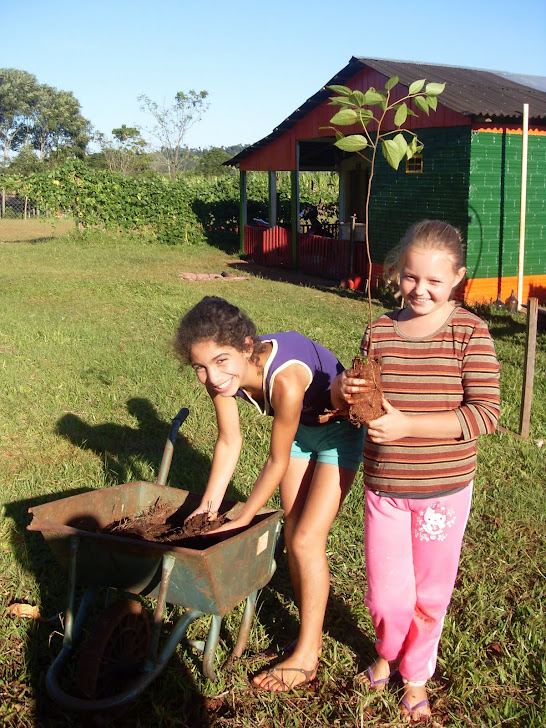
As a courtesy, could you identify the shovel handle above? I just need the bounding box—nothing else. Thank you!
[157,407,189,486]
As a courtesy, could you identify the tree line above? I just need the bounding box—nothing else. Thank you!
[0,68,245,178]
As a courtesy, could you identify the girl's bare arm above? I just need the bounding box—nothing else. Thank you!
[211,366,308,532]
[189,390,242,517]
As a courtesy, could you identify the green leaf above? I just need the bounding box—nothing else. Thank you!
[385,75,399,91]
[330,108,358,126]
[328,96,357,107]
[334,135,369,152]
[426,95,438,111]
[328,84,352,96]
[381,138,404,170]
[408,136,420,153]
[408,79,426,95]
[358,108,374,121]
[394,103,408,127]
[362,88,385,105]
[413,96,430,115]
[349,90,367,106]
[393,132,408,156]
[425,82,445,96]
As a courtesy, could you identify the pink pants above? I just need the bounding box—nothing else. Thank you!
[364,484,473,684]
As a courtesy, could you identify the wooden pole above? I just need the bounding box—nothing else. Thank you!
[239,171,247,256]
[517,103,529,311]
[290,168,299,269]
[519,297,538,438]
[268,171,277,228]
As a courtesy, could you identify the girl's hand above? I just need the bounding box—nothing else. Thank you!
[206,515,249,536]
[367,397,411,443]
[184,503,218,524]
[338,368,374,403]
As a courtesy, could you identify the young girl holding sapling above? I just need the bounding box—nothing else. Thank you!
[174,296,365,692]
[333,220,500,721]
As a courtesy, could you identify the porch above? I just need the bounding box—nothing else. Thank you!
[243,224,375,287]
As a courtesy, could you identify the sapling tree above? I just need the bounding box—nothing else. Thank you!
[139,90,209,179]
[325,76,445,423]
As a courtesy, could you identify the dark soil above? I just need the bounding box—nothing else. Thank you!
[348,355,384,426]
[100,500,229,547]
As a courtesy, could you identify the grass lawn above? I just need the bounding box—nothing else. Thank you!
[1,221,544,727]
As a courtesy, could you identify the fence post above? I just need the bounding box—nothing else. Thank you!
[1,188,4,218]
[519,297,538,438]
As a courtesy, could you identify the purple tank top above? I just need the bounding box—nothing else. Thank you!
[236,331,344,426]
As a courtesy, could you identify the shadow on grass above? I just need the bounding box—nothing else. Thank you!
[226,259,399,311]
[1,235,60,244]
[55,397,220,494]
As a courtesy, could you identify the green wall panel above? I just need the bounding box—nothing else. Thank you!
[467,132,546,278]
[363,126,545,281]
[368,127,471,264]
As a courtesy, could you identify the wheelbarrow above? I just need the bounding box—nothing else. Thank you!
[27,407,283,714]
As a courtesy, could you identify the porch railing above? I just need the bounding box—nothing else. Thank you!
[243,224,370,283]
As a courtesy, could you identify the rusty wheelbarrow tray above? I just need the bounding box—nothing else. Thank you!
[27,408,283,714]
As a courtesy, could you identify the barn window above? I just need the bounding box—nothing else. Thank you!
[406,154,423,174]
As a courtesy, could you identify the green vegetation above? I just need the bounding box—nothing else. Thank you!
[0,68,90,169]
[1,164,339,250]
[0,225,544,727]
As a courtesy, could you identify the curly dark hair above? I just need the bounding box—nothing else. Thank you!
[174,296,266,365]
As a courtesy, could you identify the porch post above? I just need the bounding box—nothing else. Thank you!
[290,145,300,268]
[268,171,277,228]
[239,170,247,256]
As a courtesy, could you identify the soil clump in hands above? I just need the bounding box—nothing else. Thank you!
[348,356,384,426]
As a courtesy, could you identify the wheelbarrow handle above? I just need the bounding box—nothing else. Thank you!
[157,407,189,486]
[168,407,190,445]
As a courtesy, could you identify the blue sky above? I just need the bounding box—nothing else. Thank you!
[2,0,545,151]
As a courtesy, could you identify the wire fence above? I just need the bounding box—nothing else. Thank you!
[1,190,43,219]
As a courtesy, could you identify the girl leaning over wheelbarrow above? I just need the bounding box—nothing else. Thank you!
[174,296,365,692]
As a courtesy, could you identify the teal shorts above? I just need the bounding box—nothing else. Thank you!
[290,420,365,472]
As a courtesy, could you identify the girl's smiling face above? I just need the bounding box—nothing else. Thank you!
[190,339,252,396]
[399,247,465,319]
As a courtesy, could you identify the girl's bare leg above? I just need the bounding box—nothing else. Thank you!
[253,459,355,690]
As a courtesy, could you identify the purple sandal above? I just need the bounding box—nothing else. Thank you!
[356,664,392,690]
[400,697,431,721]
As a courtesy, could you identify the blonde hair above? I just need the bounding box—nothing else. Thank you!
[384,220,466,289]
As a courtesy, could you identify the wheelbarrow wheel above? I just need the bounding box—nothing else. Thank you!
[74,598,151,701]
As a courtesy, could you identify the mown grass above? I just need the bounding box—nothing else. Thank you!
[0,222,544,727]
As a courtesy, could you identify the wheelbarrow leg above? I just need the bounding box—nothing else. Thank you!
[230,590,258,661]
[146,553,176,668]
[202,615,222,681]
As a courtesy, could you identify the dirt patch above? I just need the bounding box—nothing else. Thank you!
[100,500,229,548]
[348,356,384,426]
[178,271,248,281]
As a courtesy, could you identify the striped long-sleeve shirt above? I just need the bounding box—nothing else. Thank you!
[361,306,500,496]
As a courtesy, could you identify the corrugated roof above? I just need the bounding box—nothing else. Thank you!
[228,57,546,166]
[358,58,546,119]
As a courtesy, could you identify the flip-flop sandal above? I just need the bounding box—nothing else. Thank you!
[253,666,316,692]
[355,664,395,691]
[400,697,431,722]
